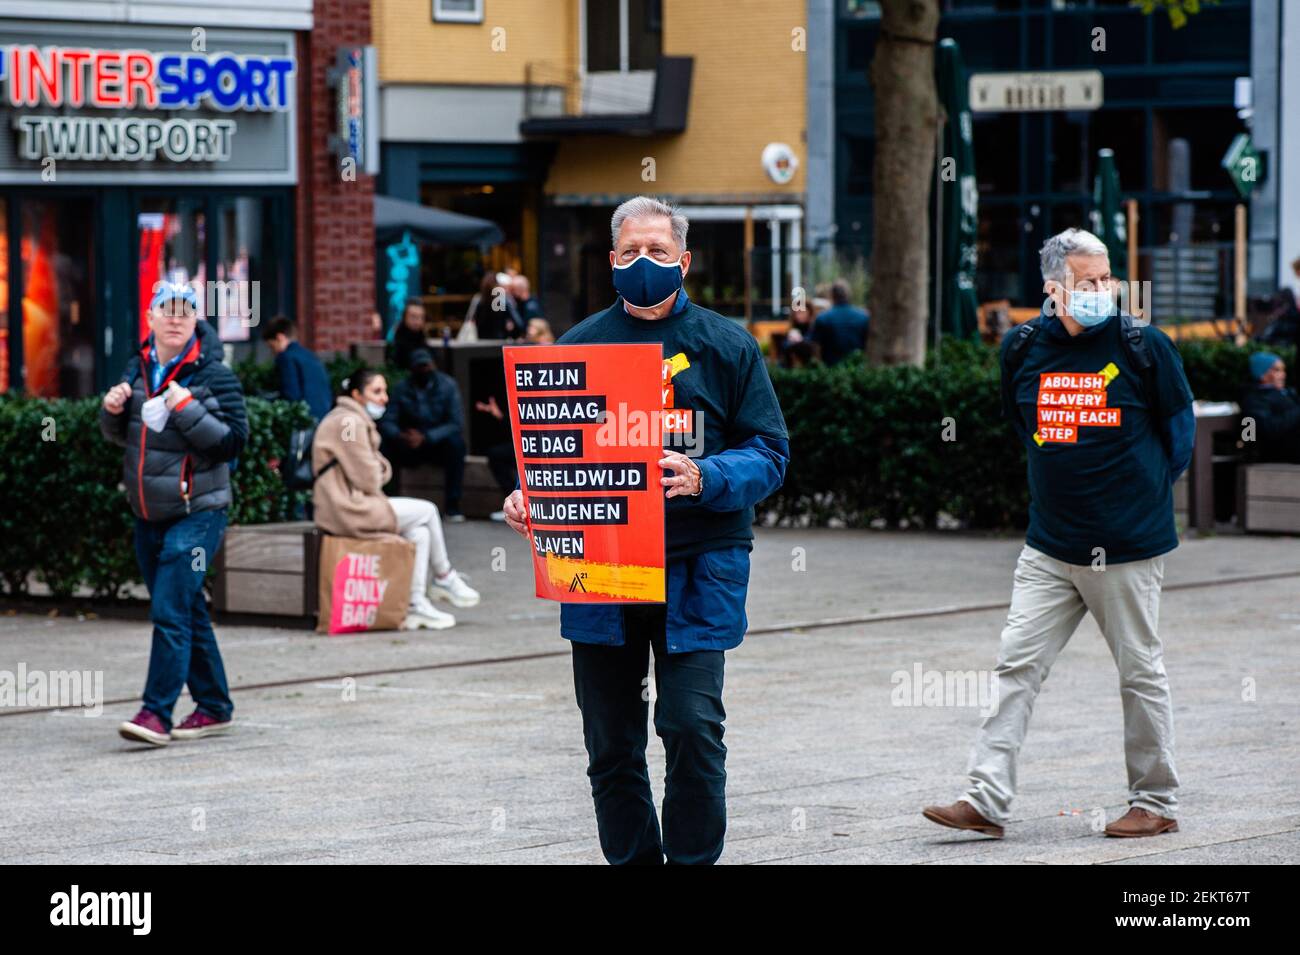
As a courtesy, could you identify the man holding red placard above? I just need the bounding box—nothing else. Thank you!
[502,197,789,865]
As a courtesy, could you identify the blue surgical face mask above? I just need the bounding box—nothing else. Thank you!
[612,254,684,309]
[1067,288,1115,326]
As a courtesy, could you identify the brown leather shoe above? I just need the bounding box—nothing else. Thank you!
[922,800,1004,838]
[1104,807,1179,838]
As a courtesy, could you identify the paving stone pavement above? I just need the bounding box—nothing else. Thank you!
[2,523,1297,864]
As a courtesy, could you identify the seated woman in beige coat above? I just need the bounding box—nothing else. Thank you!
[312,369,479,630]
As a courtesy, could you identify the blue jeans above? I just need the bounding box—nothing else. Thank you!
[133,508,232,731]
[571,603,727,865]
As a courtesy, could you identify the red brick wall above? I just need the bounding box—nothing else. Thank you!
[295,0,375,355]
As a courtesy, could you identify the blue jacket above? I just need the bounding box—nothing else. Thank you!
[558,448,786,652]
[556,294,790,653]
[812,304,870,366]
[275,341,333,421]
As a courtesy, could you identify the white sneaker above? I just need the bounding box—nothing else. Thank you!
[489,510,507,523]
[402,598,456,630]
[428,569,480,608]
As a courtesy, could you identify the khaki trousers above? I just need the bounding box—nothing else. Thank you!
[962,545,1179,825]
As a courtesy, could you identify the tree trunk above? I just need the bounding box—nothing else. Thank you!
[867,0,941,367]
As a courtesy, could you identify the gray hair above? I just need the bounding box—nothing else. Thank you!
[1039,228,1108,283]
[610,196,689,251]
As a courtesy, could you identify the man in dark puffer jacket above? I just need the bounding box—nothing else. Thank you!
[101,284,248,746]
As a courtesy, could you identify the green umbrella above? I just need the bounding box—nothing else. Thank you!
[1090,148,1127,280]
[936,38,980,340]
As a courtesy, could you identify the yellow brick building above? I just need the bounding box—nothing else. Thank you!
[373,0,809,326]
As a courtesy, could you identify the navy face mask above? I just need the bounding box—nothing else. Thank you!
[612,254,684,309]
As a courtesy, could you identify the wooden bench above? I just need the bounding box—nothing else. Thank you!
[1239,463,1300,533]
[213,521,320,618]
[392,453,503,519]
[1173,471,1188,526]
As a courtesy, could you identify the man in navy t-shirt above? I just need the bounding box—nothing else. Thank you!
[501,196,789,865]
[924,228,1194,841]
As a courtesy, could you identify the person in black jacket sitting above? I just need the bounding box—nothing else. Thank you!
[379,349,467,521]
[1242,351,1300,463]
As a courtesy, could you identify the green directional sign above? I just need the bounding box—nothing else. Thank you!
[1221,133,1261,200]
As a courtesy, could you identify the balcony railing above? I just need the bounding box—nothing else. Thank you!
[521,56,693,136]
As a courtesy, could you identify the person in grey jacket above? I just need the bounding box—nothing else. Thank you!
[100,284,248,747]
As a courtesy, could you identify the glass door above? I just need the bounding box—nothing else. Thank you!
[18,197,96,397]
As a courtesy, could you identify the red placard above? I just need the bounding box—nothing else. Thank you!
[503,343,666,603]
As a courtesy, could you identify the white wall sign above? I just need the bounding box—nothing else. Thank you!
[761,142,799,185]
[969,70,1103,113]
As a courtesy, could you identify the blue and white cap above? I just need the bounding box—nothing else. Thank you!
[150,282,201,312]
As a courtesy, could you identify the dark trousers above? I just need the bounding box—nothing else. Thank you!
[133,508,232,731]
[571,604,727,865]
[484,440,517,494]
[387,433,467,512]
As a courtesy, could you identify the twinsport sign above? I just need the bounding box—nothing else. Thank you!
[0,21,297,185]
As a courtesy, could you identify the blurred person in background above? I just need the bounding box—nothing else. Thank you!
[462,272,523,341]
[780,297,822,368]
[526,317,555,344]
[1241,352,1300,463]
[380,348,468,522]
[389,299,431,372]
[513,274,544,322]
[314,369,479,630]
[473,393,517,523]
[261,315,332,421]
[811,280,869,366]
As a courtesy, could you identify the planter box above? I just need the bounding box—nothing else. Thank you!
[1240,463,1300,533]
[214,521,320,617]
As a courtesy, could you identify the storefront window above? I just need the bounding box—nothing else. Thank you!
[135,195,283,347]
[137,199,206,345]
[215,197,271,342]
[22,199,95,398]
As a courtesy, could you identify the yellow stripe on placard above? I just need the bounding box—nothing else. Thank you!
[544,554,665,602]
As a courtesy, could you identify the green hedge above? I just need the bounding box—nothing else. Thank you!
[0,394,312,599]
[763,336,1294,529]
[1,336,1286,597]
[766,339,1028,529]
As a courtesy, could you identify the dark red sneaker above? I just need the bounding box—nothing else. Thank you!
[170,709,233,740]
[118,708,170,746]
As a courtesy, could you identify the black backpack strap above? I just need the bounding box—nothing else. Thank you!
[1117,314,1160,413]
[1000,317,1040,434]
[1004,318,1040,375]
[314,458,339,483]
